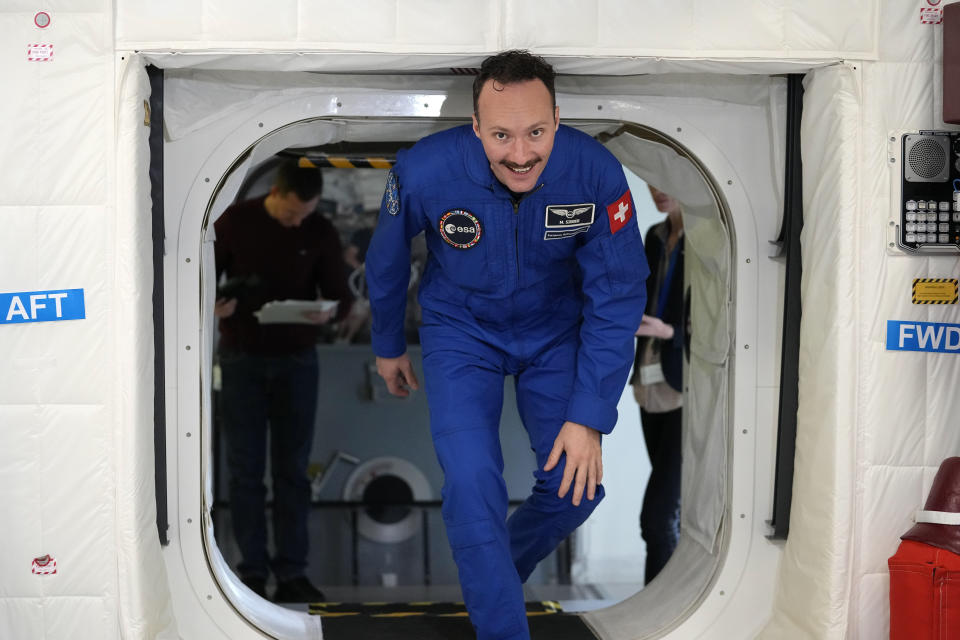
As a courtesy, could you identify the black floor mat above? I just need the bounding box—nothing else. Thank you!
[311,601,598,639]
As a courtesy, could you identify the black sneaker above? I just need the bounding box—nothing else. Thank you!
[273,576,325,603]
[240,575,267,599]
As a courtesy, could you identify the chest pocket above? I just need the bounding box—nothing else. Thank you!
[427,201,505,293]
[530,200,592,273]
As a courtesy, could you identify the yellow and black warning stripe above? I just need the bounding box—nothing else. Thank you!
[298,156,394,170]
[912,278,959,304]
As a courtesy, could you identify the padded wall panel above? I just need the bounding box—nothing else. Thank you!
[116,0,877,61]
[0,206,109,406]
[0,599,44,640]
[3,1,105,11]
[113,58,178,640]
[0,13,109,206]
[44,597,116,640]
[37,405,115,596]
[759,63,861,640]
[856,61,937,469]
[507,0,600,49]
[397,0,497,48]
[201,0,298,42]
[0,407,44,599]
[300,1,398,44]
[0,207,40,295]
[859,466,922,575]
[117,0,496,50]
[785,0,875,52]
[924,344,960,463]
[859,338,926,466]
[690,1,783,51]
[857,573,891,640]
[879,0,940,63]
[114,0,201,43]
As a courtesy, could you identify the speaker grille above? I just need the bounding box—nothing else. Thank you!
[904,135,950,182]
[909,138,948,178]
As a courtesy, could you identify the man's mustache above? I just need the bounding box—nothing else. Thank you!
[501,158,541,170]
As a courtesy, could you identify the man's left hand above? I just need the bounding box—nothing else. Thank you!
[635,314,675,340]
[544,421,603,506]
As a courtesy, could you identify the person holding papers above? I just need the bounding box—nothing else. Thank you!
[213,158,352,602]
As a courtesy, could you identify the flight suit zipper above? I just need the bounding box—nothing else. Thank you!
[511,184,545,288]
[513,198,520,287]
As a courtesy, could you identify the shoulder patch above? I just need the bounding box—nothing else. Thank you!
[384,170,400,216]
[606,190,633,234]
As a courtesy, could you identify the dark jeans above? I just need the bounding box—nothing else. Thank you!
[219,347,319,581]
[639,407,682,584]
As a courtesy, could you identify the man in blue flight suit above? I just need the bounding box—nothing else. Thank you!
[366,50,649,639]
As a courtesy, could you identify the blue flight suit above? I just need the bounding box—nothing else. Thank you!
[366,124,649,639]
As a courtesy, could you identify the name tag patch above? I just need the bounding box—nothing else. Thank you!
[544,203,594,240]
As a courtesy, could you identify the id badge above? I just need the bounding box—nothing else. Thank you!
[639,363,666,386]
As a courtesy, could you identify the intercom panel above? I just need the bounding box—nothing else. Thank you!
[898,131,960,254]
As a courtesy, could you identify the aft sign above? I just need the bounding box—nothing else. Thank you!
[887,320,960,354]
[1,289,85,325]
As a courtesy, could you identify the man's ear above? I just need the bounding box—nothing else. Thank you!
[472,114,481,138]
[554,105,559,130]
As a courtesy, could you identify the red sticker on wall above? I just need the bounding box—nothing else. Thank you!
[27,44,53,62]
[31,555,57,575]
[921,7,943,24]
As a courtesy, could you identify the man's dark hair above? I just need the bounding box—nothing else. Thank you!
[273,158,323,201]
[472,50,556,118]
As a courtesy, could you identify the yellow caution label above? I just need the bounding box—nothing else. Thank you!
[913,278,959,304]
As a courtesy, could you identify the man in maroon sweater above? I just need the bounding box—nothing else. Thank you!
[214,159,352,602]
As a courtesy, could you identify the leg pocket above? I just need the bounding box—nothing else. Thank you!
[445,518,497,550]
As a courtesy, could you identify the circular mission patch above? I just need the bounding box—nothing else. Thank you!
[439,210,482,249]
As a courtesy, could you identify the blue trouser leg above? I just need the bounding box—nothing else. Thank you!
[421,332,530,640]
[508,337,605,582]
[220,349,318,581]
[639,406,681,584]
[220,351,271,579]
[268,349,319,581]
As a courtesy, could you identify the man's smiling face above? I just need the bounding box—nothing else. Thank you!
[472,78,559,194]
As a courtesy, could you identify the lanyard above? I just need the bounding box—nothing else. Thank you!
[655,241,680,318]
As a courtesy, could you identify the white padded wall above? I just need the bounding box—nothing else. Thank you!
[0,3,121,640]
[848,1,959,639]
[0,4,175,640]
[116,0,877,61]
[759,62,862,640]
[763,1,958,638]
[116,0,500,51]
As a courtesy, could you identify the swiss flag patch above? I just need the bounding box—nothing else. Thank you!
[606,190,633,234]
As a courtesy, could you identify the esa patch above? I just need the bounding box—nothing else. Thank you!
[544,203,594,240]
[384,170,400,216]
[439,209,482,249]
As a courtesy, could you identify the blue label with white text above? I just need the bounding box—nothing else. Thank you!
[0,289,85,325]
[887,320,960,353]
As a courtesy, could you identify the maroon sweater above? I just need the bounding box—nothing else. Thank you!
[214,196,353,355]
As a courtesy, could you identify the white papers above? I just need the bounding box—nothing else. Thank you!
[253,299,338,325]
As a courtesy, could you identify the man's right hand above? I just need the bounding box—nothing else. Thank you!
[376,353,420,397]
[214,297,237,318]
